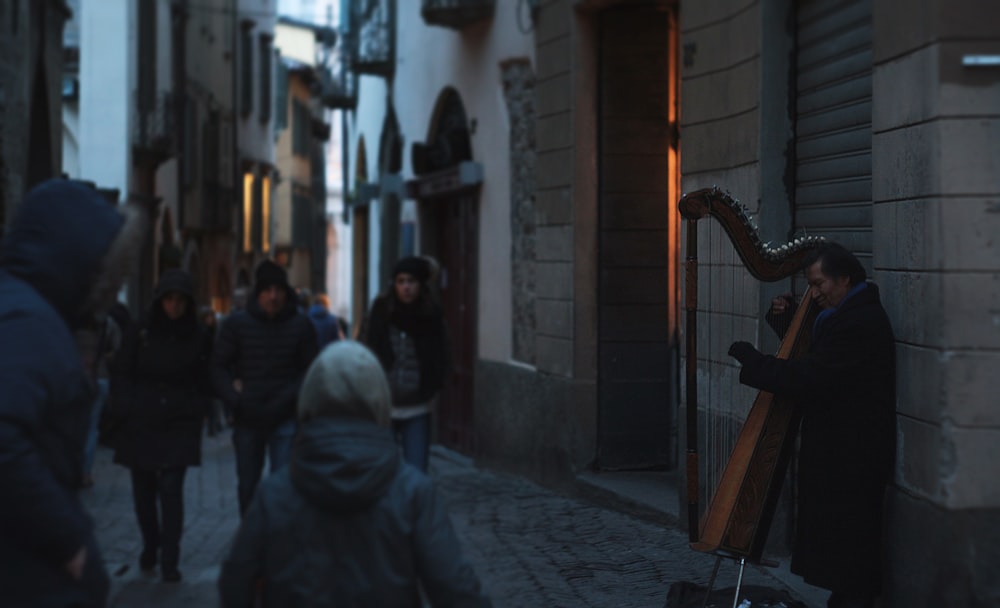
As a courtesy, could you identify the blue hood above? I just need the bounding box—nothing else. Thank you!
[0,180,125,327]
[309,303,333,320]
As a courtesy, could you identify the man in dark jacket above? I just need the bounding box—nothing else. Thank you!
[728,243,896,608]
[219,341,491,607]
[0,179,143,607]
[212,260,318,514]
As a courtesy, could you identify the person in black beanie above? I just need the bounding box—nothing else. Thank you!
[109,269,213,582]
[212,260,318,514]
[361,256,449,472]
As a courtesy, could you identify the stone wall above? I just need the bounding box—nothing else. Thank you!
[872,0,1000,604]
[502,59,537,366]
[534,0,576,378]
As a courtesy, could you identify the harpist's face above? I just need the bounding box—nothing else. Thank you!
[806,261,851,310]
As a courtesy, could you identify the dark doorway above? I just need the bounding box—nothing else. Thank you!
[415,88,478,453]
[596,4,680,470]
[428,196,478,452]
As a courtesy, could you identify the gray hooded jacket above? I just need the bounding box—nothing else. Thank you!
[219,342,491,607]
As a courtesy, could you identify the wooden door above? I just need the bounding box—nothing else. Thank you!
[433,197,477,452]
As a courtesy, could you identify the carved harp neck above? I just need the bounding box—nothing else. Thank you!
[678,187,824,282]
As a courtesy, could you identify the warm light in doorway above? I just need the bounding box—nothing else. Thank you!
[261,175,271,253]
[243,172,254,253]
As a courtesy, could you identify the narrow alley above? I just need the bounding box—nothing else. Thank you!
[82,433,813,608]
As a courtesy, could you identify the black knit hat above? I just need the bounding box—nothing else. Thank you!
[254,259,289,295]
[393,256,430,282]
[154,269,194,300]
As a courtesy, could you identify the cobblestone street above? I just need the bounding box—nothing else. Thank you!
[81,432,813,607]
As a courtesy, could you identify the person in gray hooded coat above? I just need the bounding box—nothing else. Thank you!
[218,341,491,608]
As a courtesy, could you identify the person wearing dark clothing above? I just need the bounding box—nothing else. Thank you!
[78,311,122,487]
[727,243,896,608]
[109,269,212,582]
[0,179,144,607]
[212,260,318,514]
[362,256,450,472]
[199,305,225,436]
[218,341,491,607]
[308,292,343,350]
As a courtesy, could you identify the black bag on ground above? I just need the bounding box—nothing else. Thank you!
[665,581,807,608]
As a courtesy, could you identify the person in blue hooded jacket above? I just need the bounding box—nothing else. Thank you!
[0,179,144,607]
[307,292,344,350]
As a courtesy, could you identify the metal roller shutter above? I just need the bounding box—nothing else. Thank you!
[795,0,873,264]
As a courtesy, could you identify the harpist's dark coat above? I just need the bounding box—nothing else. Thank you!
[739,282,896,595]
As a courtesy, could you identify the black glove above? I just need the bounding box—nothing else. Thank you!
[728,341,761,365]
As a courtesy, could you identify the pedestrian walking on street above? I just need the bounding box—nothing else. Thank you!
[199,305,225,436]
[0,179,144,607]
[212,260,319,514]
[308,292,344,349]
[108,269,213,582]
[218,341,491,608]
[727,243,896,608]
[78,307,123,488]
[362,256,450,472]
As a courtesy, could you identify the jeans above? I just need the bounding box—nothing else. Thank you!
[130,467,187,569]
[392,414,430,472]
[233,419,296,514]
[83,379,108,477]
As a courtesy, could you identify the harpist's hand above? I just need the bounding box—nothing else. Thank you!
[728,341,761,365]
[770,292,794,316]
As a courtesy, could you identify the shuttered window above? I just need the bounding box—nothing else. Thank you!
[260,35,273,124]
[794,0,873,263]
[240,22,254,116]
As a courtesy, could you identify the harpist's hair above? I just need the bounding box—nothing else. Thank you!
[804,242,867,285]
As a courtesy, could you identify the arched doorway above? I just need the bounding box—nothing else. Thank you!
[376,108,403,290]
[412,88,478,453]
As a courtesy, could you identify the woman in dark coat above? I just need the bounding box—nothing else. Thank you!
[361,256,449,472]
[110,269,211,582]
[727,243,896,608]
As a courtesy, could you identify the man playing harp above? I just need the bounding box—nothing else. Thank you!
[727,243,896,608]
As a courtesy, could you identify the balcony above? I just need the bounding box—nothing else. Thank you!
[353,2,393,76]
[421,0,495,29]
[319,61,356,110]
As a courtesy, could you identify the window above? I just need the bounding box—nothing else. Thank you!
[240,21,254,116]
[242,173,254,252]
[259,35,273,123]
[137,0,157,112]
[274,58,289,132]
[292,99,310,156]
[261,175,272,253]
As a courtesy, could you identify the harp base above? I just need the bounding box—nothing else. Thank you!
[699,556,748,608]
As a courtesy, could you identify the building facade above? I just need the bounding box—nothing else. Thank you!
[273,16,338,295]
[680,0,999,604]
[63,0,279,313]
[341,0,1000,604]
[0,0,72,234]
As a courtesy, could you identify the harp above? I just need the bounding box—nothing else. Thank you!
[678,187,824,567]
